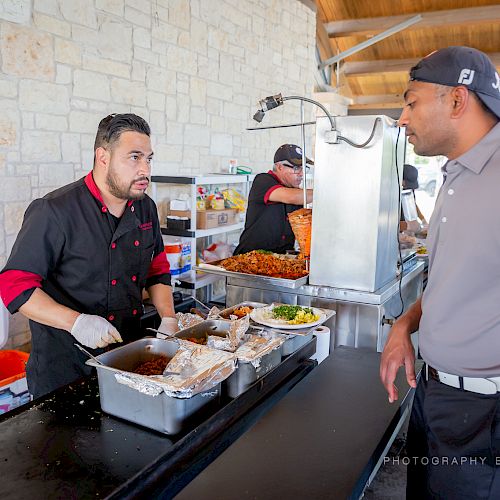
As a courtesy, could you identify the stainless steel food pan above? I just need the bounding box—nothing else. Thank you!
[195,264,309,289]
[281,332,314,356]
[225,348,282,399]
[219,301,266,319]
[86,338,220,435]
[175,319,233,343]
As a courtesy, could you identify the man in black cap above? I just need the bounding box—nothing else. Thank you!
[234,144,313,255]
[380,47,500,498]
[400,163,427,232]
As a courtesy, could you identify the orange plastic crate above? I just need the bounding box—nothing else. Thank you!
[0,350,29,388]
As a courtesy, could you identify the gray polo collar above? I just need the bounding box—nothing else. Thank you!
[454,121,500,175]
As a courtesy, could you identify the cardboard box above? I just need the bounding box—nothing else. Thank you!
[169,209,191,218]
[197,209,238,229]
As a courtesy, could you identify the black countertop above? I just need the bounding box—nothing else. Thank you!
[176,346,416,500]
[0,341,316,500]
[0,344,415,500]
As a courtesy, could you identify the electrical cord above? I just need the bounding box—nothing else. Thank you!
[338,117,381,148]
[394,126,405,319]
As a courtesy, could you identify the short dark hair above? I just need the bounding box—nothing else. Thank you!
[93,113,151,152]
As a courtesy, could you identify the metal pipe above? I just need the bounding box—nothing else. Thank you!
[318,14,422,69]
[246,120,316,131]
[300,100,307,209]
[282,95,336,131]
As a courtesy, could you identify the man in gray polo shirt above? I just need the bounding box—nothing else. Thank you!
[380,46,500,498]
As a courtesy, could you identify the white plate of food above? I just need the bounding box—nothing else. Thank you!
[250,304,327,330]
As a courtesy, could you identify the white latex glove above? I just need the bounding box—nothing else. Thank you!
[156,317,179,338]
[70,313,123,349]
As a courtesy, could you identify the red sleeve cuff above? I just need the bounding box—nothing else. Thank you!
[0,270,42,308]
[263,184,283,204]
[147,251,170,278]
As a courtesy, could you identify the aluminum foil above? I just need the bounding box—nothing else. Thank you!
[207,306,222,319]
[206,315,249,352]
[235,333,284,364]
[114,344,236,399]
[176,312,205,330]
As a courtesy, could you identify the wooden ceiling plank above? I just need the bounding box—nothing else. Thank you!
[325,5,500,38]
[343,52,500,76]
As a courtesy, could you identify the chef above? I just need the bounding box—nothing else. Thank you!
[0,113,178,398]
[234,144,313,255]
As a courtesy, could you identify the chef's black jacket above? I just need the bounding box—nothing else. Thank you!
[234,171,301,255]
[0,172,170,398]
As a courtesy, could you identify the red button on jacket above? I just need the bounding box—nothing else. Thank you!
[111,242,116,249]
[111,279,117,286]
[108,314,115,321]
[131,275,137,282]
[134,240,140,247]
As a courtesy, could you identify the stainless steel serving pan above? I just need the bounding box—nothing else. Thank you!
[218,301,267,319]
[195,263,308,289]
[225,347,282,398]
[86,338,220,435]
[280,331,314,356]
[175,318,283,399]
[175,319,232,343]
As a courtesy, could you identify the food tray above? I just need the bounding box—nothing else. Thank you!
[281,331,314,356]
[176,319,283,399]
[86,338,220,435]
[219,301,267,319]
[225,347,282,399]
[195,263,308,289]
[248,324,314,357]
[175,319,232,343]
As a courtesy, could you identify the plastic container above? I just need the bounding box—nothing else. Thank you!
[0,350,30,414]
[0,350,29,387]
[164,238,191,276]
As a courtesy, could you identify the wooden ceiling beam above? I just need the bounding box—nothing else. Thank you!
[350,94,404,109]
[325,5,500,38]
[343,53,500,76]
[316,16,354,96]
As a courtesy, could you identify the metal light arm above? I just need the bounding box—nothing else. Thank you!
[254,93,337,132]
[282,95,336,132]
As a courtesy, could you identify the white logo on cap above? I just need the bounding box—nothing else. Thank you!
[493,72,500,93]
[458,69,475,85]
[295,147,302,155]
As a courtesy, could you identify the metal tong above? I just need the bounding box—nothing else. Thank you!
[75,343,104,364]
[146,327,180,343]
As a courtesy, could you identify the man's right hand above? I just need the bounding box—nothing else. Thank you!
[380,322,417,403]
[70,314,123,349]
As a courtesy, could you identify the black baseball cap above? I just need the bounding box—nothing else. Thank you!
[274,144,314,167]
[403,164,419,190]
[409,46,500,120]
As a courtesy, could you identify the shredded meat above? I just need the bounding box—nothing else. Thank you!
[133,356,171,376]
[220,251,308,279]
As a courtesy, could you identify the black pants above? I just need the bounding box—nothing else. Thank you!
[407,372,500,499]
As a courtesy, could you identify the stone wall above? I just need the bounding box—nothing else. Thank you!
[0,0,316,349]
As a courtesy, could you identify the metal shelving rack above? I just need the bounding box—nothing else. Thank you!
[151,174,255,300]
